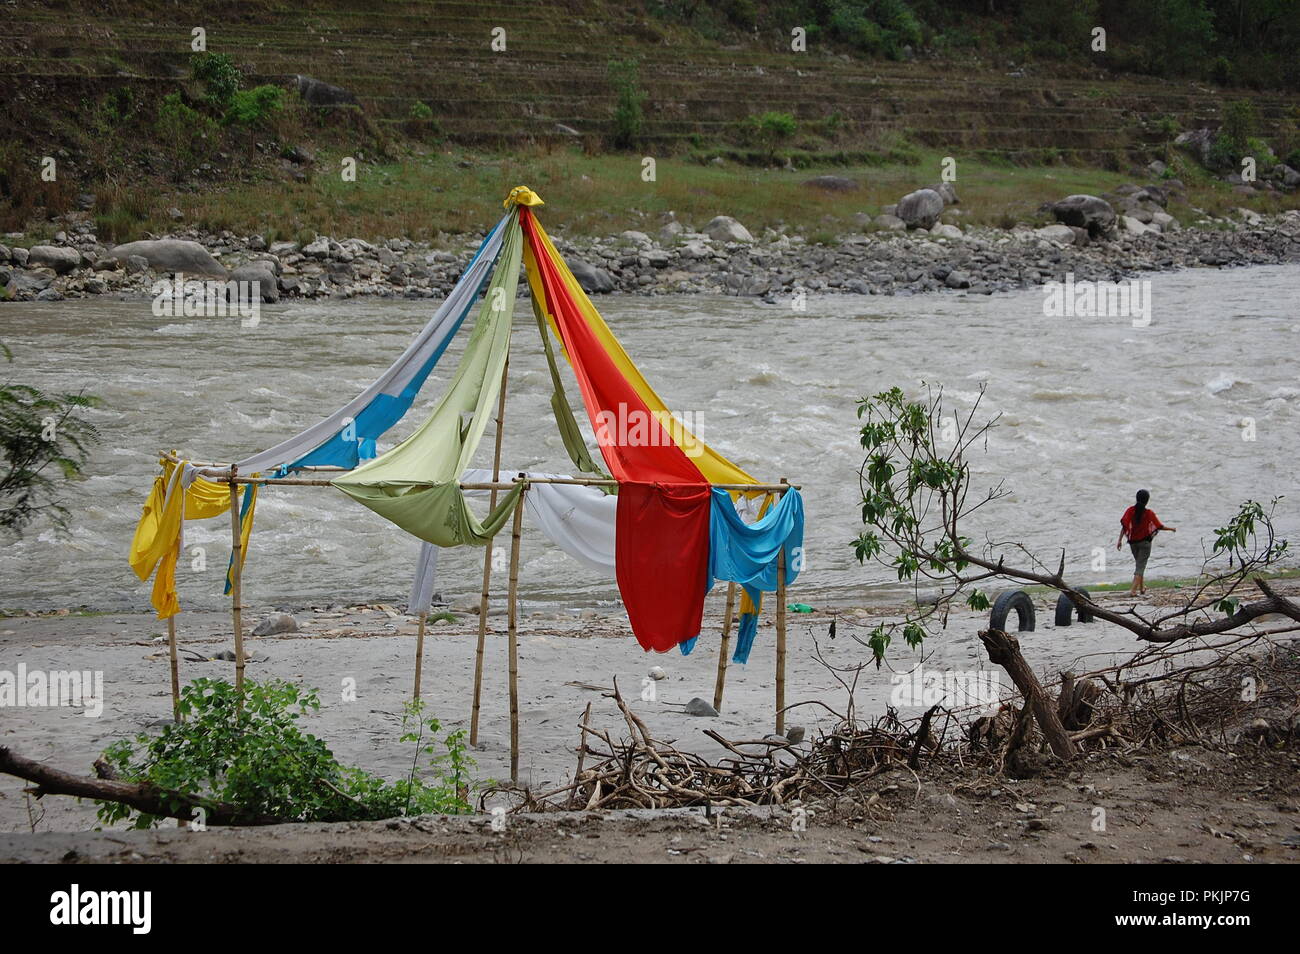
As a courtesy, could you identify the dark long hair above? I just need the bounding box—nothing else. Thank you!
[1132,489,1149,531]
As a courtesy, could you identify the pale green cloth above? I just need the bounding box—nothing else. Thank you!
[333,212,524,546]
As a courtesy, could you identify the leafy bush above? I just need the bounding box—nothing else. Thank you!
[608,58,646,150]
[408,101,434,121]
[744,111,798,158]
[224,84,284,127]
[0,352,100,537]
[95,678,474,828]
[154,92,217,182]
[190,52,241,108]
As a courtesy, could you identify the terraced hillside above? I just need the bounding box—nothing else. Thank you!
[2,0,1296,165]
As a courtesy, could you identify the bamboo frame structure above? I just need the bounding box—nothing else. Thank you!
[470,356,511,745]
[162,448,799,769]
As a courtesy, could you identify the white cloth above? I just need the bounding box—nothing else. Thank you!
[408,542,441,614]
[460,468,617,576]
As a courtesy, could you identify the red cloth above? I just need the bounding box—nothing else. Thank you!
[1122,506,1164,542]
[521,209,711,650]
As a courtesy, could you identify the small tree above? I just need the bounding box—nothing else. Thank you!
[0,345,100,536]
[745,110,797,162]
[608,58,646,150]
[852,385,1294,661]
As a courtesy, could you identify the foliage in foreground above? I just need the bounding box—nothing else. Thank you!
[96,679,474,828]
[0,344,101,537]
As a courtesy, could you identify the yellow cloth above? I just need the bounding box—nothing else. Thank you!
[522,214,758,488]
[504,185,545,209]
[128,459,257,619]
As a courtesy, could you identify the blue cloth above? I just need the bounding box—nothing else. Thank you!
[283,219,506,471]
[680,488,805,663]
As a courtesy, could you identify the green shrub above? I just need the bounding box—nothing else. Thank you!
[744,111,798,158]
[95,679,474,828]
[154,92,217,182]
[608,58,646,150]
[0,357,100,537]
[190,52,241,108]
[224,84,284,127]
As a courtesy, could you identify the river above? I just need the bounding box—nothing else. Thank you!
[2,264,1297,613]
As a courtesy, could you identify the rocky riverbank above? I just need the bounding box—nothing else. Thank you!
[3,197,1299,306]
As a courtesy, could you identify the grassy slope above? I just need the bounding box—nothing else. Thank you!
[2,1,1299,240]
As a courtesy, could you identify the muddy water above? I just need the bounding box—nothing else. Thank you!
[2,264,1297,614]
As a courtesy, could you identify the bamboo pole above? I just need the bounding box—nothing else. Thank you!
[506,480,527,784]
[412,611,427,700]
[470,355,511,746]
[220,473,798,493]
[228,472,246,696]
[775,478,789,735]
[713,581,737,712]
[166,615,181,721]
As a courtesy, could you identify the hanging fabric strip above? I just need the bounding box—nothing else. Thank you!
[202,214,510,476]
[332,210,525,547]
[461,469,616,574]
[129,459,258,619]
[520,210,758,489]
[408,542,441,615]
[520,206,712,651]
[706,486,804,663]
[530,293,605,478]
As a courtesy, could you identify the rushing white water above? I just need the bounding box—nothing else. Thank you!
[2,264,1297,613]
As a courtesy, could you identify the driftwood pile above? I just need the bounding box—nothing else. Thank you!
[495,680,930,813]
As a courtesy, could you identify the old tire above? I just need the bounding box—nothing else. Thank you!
[1054,589,1094,626]
[990,589,1035,632]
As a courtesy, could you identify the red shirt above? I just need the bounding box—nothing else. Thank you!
[1121,506,1165,542]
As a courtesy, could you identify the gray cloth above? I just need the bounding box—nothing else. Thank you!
[1129,538,1152,576]
[408,542,440,615]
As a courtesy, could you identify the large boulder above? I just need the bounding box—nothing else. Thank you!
[702,215,754,243]
[925,182,960,205]
[1050,194,1116,239]
[1035,224,1076,244]
[26,245,81,274]
[293,75,359,108]
[568,258,615,293]
[228,263,280,303]
[895,189,945,230]
[108,240,227,277]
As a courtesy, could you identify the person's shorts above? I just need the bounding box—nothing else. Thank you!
[1129,538,1152,575]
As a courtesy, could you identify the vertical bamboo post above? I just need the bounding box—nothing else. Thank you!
[166,615,181,721]
[470,355,511,746]
[713,581,737,712]
[775,478,789,736]
[506,478,527,784]
[228,470,245,696]
[412,611,427,700]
